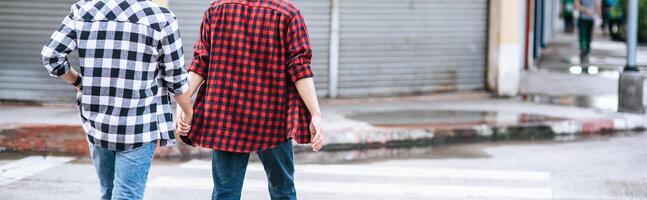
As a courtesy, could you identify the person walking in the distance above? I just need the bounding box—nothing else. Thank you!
[175,0,326,199]
[562,0,576,33]
[41,0,193,199]
[575,0,602,65]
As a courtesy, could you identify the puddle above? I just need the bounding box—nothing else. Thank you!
[292,143,491,164]
[346,110,567,129]
[288,131,642,164]
[524,94,618,112]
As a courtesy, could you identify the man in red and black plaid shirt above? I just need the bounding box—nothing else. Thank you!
[175,0,325,199]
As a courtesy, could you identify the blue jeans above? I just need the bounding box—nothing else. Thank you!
[211,141,296,200]
[89,141,157,200]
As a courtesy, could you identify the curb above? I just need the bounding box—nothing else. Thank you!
[314,116,646,152]
[1,115,645,157]
[0,125,87,154]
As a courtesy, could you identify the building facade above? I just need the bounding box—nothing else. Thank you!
[0,0,556,103]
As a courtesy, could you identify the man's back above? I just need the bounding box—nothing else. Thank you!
[188,0,314,153]
[41,0,189,151]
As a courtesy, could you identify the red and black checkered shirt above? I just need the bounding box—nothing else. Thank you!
[187,0,314,153]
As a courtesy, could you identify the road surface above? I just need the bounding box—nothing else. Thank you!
[1,132,646,200]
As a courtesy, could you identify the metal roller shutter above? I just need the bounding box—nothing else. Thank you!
[0,0,488,102]
[294,0,330,97]
[171,0,330,96]
[337,0,487,97]
[0,0,78,102]
[169,0,211,72]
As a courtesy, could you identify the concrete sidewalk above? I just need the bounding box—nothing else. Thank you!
[521,33,647,111]
[523,33,647,98]
[535,32,647,72]
[1,92,645,157]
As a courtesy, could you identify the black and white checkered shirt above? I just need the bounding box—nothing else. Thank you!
[41,0,188,151]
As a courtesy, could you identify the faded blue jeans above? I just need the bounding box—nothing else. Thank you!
[89,141,157,200]
[211,140,296,200]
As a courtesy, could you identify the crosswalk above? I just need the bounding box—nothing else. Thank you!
[0,156,555,199]
[149,159,554,199]
[0,156,75,186]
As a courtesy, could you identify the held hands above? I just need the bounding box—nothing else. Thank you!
[175,106,193,136]
[310,115,326,152]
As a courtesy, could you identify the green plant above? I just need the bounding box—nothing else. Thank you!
[615,0,647,42]
[639,0,647,42]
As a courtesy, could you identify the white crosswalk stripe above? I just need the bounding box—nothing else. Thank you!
[152,159,554,199]
[0,156,75,186]
[180,160,550,181]
[150,176,552,199]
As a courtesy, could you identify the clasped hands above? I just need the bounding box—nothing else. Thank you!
[175,106,193,136]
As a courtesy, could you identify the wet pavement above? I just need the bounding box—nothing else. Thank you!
[523,94,619,112]
[522,32,647,112]
[1,131,647,199]
[347,110,567,128]
[0,130,630,165]
[296,131,639,165]
[535,32,647,72]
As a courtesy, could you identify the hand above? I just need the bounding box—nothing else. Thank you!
[309,115,325,152]
[75,85,81,92]
[582,8,593,16]
[175,106,192,136]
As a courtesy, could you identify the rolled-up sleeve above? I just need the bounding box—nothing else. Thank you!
[159,17,189,96]
[188,9,212,78]
[285,11,314,83]
[41,10,77,77]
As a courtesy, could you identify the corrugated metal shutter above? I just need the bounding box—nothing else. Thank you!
[337,0,488,97]
[171,0,330,96]
[295,0,330,96]
[169,0,211,72]
[0,0,79,102]
[1,0,489,102]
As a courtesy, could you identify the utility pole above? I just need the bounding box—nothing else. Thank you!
[624,0,639,72]
[618,0,642,113]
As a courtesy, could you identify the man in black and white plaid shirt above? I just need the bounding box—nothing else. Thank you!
[41,0,193,199]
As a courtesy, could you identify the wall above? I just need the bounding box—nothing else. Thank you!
[487,0,528,96]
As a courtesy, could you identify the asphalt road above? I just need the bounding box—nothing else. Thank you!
[1,132,647,200]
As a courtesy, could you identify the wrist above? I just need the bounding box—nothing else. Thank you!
[310,112,322,118]
[182,107,193,115]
